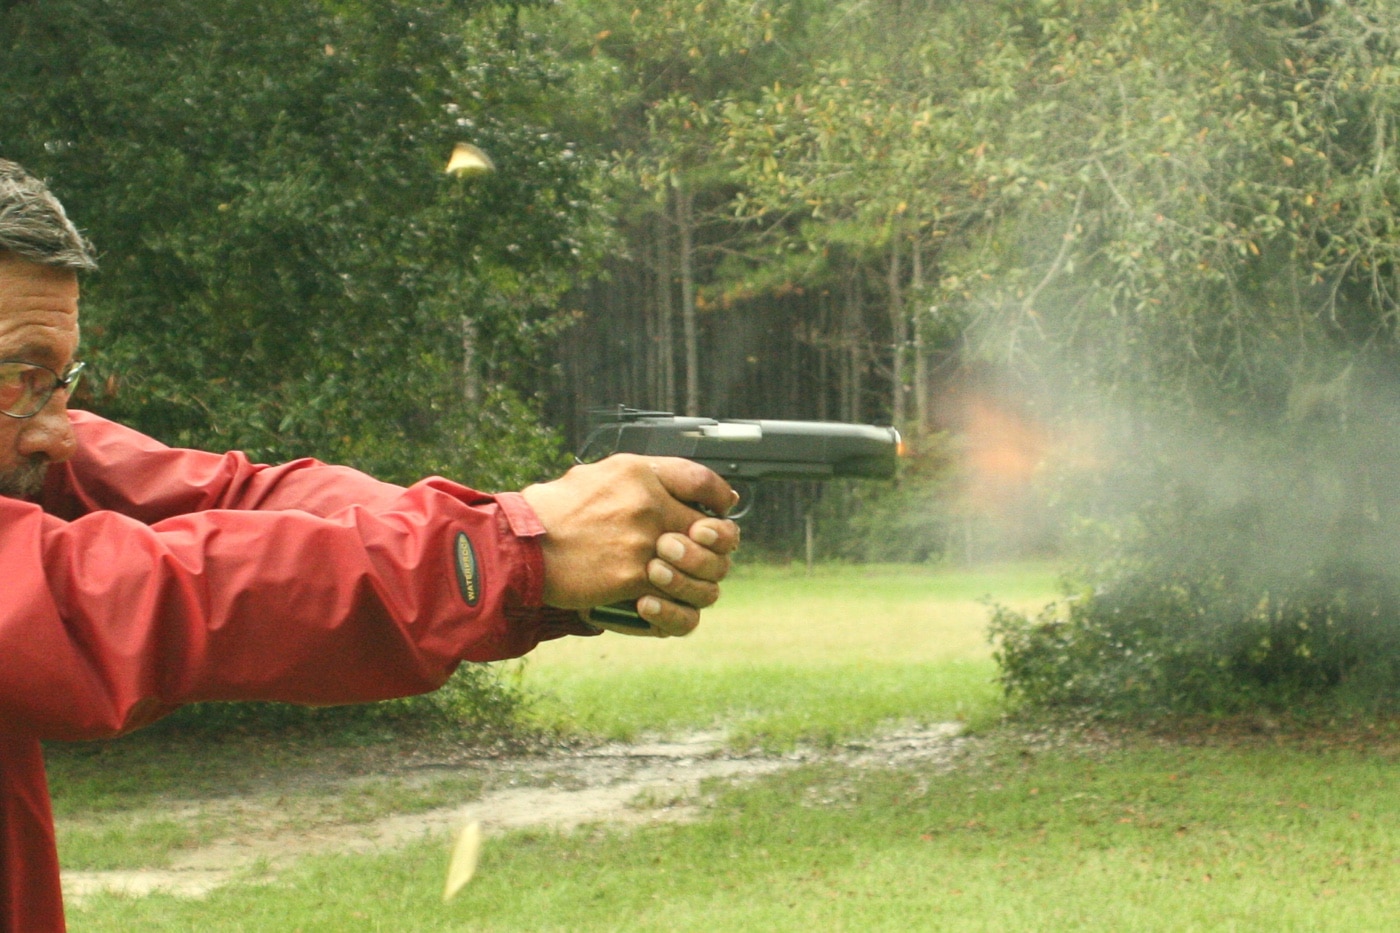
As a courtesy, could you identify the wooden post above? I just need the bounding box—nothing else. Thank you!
[805,510,816,574]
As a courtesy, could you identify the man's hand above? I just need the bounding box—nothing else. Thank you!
[519,455,740,636]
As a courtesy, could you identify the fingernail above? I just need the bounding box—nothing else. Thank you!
[649,561,674,587]
[638,596,662,617]
[658,536,685,562]
[692,525,719,546]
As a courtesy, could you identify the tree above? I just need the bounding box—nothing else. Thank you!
[540,0,818,421]
[721,0,1018,432]
[0,0,603,488]
[970,0,1400,713]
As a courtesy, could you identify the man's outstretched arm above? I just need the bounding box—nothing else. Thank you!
[49,411,740,636]
[4,473,565,739]
[5,414,737,739]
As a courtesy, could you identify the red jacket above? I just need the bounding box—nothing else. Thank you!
[0,412,590,930]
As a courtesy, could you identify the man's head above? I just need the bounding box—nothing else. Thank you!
[0,160,94,498]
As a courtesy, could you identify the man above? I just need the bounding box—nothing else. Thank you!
[0,159,739,930]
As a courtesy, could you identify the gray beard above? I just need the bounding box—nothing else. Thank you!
[0,459,48,500]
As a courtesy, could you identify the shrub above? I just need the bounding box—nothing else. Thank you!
[991,497,1400,717]
[155,662,528,741]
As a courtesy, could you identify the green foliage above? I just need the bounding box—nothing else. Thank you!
[156,661,528,738]
[537,0,828,421]
[0,0,603,734]
[0,0,602,487]
[15,0,1400,718]
[712,0,1400,412]
[551,0,810,180]
[992,556,1400,716]
[936,0,1400,413]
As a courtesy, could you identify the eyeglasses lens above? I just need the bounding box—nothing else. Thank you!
[0,362,65,418]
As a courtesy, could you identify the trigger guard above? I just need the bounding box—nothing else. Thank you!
[725,480,754,519]
[693,481,751,519]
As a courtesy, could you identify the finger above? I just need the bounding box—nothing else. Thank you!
[636,594,700,637]
[659,531,730,584]
[649,458,739,519]
[647,556,720,610]
[689,517,741,556]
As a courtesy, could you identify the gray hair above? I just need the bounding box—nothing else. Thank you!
[0,159,97,272]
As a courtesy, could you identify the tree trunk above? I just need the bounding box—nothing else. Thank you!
[817,288,830,421]
[844,268,864,422]
[912,237,928,435]
[461,315,480,405]
[676,181,700,416]
[653,208,676,411]
[887,233,906,427]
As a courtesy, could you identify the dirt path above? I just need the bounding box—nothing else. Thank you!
[61,723,966,903]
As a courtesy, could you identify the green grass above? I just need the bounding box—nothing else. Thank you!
[69,736,1400,931]
[527,659,999,749]
[58,818,216,872]
[519,562,1056,744]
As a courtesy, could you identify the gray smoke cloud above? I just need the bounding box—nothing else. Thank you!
[963,348,1400,593]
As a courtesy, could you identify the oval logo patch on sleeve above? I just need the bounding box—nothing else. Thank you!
[453,532,481,606]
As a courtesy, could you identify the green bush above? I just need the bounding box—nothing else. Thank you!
[154,662,528,741]
[991,493,1400,717]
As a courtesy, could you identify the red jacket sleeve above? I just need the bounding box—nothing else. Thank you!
[0,413,589,741]
[43,410,495,521]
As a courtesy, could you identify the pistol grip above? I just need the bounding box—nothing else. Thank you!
[588,601,655,631]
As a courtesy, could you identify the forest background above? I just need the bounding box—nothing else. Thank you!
[5,0,1400,715]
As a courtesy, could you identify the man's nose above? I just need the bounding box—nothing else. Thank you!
[16,397,77,464]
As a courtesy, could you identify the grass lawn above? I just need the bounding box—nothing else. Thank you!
[61,561,1400,931]
[519,562,1057,745]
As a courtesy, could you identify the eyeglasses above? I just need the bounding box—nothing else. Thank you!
[0,360,86,419]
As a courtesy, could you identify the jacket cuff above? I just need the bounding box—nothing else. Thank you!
[494,492,600,641]
[493,492,547,609]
